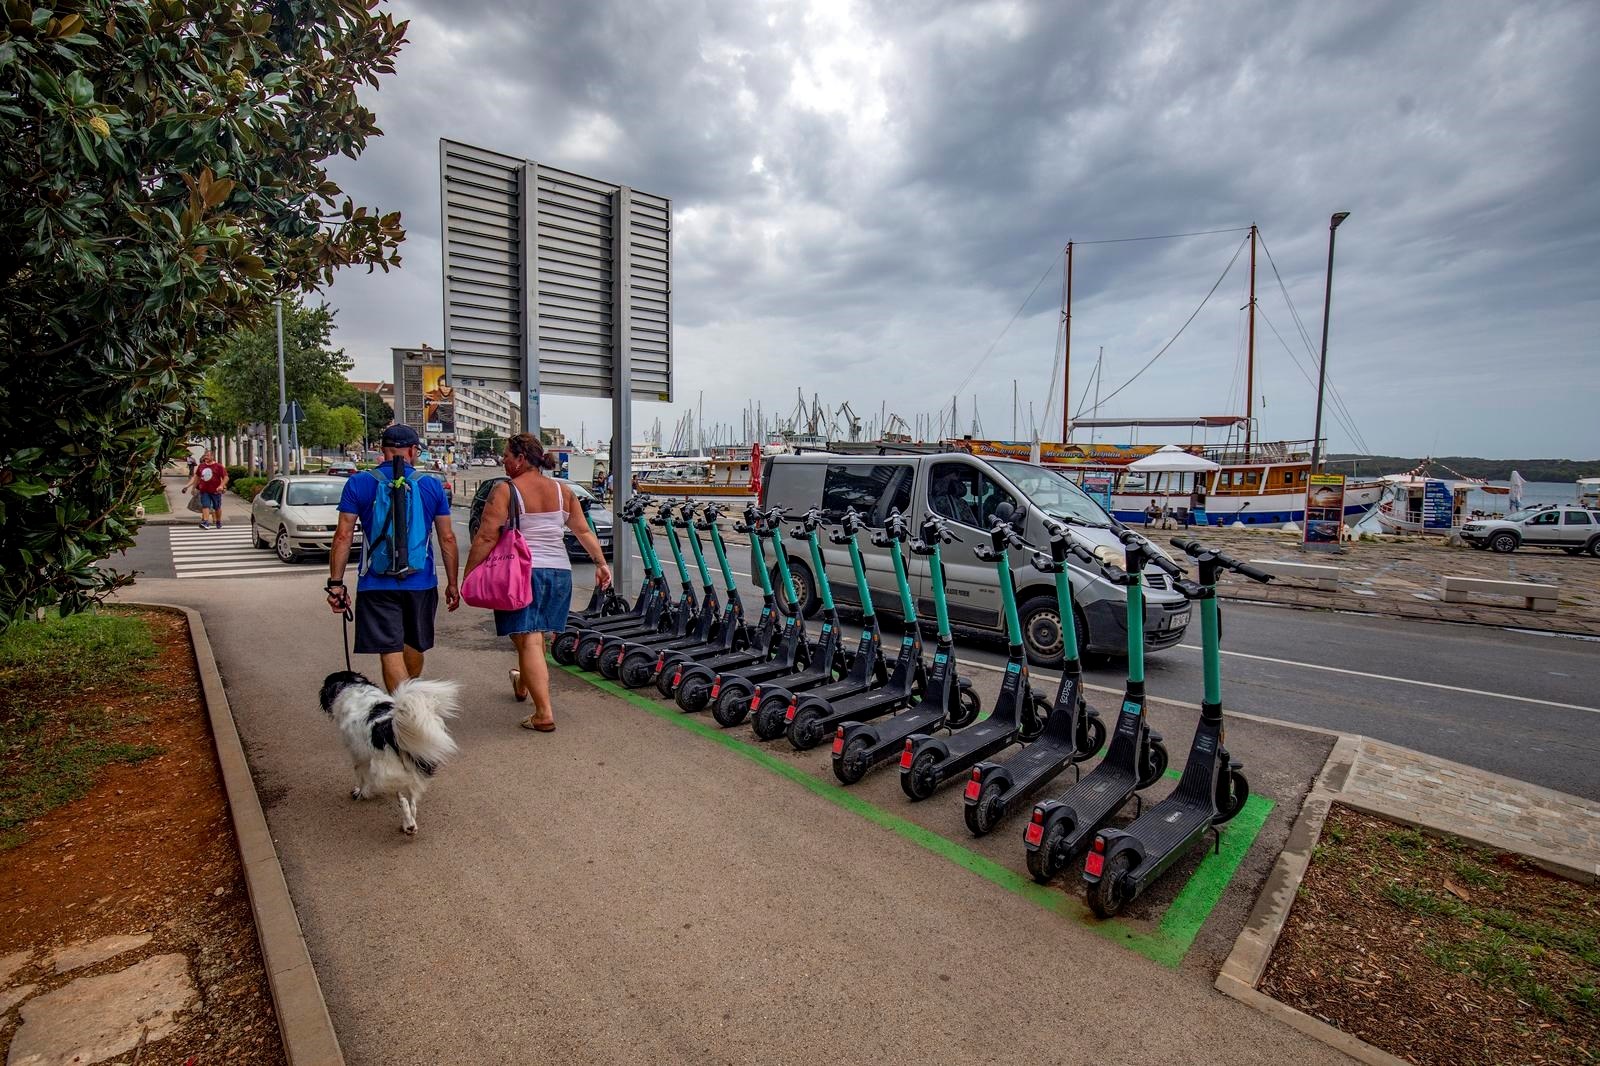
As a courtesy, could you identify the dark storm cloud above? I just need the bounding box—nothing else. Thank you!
[323,0,1600,458]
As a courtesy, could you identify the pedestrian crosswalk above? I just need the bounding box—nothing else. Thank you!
[168,524,320,580]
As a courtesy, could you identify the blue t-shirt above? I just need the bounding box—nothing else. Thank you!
[339,465,451,591]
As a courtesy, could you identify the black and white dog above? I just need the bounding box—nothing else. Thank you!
[318,671,460,835]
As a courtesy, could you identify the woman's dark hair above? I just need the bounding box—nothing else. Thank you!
[507,432,556,470]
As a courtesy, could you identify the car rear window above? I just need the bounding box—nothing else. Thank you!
[286,482,345,506]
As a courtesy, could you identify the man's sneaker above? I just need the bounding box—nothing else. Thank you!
[199,521,212,529]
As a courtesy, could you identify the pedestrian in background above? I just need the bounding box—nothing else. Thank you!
[184,451,229,529]
[464,433,609,732]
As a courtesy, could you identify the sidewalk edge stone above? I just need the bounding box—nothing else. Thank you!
[1214,974,1411,1066]
[130,601,344,1066]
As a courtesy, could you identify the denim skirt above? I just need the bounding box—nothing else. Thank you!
[493,567,573,636]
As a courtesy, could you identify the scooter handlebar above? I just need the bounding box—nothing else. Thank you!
[1168,537,1275,584]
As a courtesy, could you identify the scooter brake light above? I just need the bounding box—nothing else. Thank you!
[899,741,915,769]
[831,728,846,755]
[963,769,982,801]
[784,700,799,722]
[749,688,763,710]
[710,677,722,699]
[1084,848,1105,877]
[1024,811,1045,847]
[672,667,683,686]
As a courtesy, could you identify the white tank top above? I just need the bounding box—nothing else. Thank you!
[510,478,572,571]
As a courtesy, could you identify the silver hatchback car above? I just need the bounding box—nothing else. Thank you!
[251,476,362,562]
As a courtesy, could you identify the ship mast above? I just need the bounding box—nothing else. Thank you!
[1060,241,1073,443]
[1245,223,1257,455]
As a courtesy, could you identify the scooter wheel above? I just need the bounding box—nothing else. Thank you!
[552,630,581,666]
[964,783,1004,837]
[676,676,711,713]
[620,650,656,689]
[1019,691,1051,742]
[656,663,679,698]
[575,635,604,672]
[947,687,981,730]
[900,750,940,801]
[712,686,751,728]
[833,735,872,785]
[751,697,788,741]
[597,644,624,680]
[787,706,827,751]
[1087,851,1135,919]
[1026,822,1068,884]
[1075,714,1108,762]
[1138,739,1169,790]
[1214,769,1249,824]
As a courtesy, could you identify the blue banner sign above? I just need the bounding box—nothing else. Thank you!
[1423,479,1454,530]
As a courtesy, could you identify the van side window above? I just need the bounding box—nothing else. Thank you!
[929,462,1017,529]
[821,463,911,526]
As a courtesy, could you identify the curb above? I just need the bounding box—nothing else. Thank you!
[134,602,344,1066]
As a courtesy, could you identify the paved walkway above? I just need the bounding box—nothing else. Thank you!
[1337,736,1600,880]
[1174,525,1600,637]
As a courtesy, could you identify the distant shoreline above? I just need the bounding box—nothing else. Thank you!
[1326,455,1599,482]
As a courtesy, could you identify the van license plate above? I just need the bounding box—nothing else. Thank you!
[1166,611,1189,630]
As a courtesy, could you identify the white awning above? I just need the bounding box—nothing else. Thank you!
[1126,444,1221,473]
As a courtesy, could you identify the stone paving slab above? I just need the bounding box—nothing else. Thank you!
[7,954,196,1066]
[1339,736,1600,881]
[48,935,151,976]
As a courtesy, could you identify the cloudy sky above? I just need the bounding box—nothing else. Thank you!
[322,0,1599,460]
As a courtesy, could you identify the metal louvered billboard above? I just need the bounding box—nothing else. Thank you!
[439,139,672,424]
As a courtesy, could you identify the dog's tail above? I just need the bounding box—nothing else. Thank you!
[389,678,460,773]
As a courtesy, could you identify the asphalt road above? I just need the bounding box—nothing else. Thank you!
[116,513,1600,800]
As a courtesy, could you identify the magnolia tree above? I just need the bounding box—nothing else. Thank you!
[0,1,407,625]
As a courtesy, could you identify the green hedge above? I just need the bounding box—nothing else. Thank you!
[231,477,269,501]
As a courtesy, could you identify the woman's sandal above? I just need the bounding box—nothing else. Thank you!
[509,669,526,702]
[520,715,555,732]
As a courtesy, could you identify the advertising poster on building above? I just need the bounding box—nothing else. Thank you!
[421,364,455,440]
[1081,474,1113,513]
[1303,473,1346,550]
[1423,479,1454,530]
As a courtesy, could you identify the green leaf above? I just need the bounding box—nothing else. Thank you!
[63,70,94,107]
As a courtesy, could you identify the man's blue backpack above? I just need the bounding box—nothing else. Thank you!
[361,459,431,579]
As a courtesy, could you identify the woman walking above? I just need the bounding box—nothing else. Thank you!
[464,433,611,731]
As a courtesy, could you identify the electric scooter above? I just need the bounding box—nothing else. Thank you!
[1022,529,1176,884]
[573,493,630,619]
[703,513,849,731]
[551,495,669,665]
[646,505,777,701]
[898,505,1049,801]
[615,503,748,689]
[961,516,1107,836]
[1082,538,1270,918]
[675,508,812,713]
[781,508,930,750]
[711,506,863,731]
[574,500,695,671]
[830,511,982,783]
[593,500,708,679]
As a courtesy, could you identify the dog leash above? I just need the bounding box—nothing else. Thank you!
[340,604,354,672]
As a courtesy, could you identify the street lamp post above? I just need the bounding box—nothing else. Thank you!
[1309,211,1350,474]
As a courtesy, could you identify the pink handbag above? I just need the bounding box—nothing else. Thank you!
[462,482,533,611]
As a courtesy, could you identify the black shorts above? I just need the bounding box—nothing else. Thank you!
[353,588,438,655]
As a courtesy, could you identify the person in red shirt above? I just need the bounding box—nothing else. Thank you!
[185,451,230,529]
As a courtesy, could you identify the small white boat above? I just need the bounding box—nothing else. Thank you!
[1374,474,1473,535]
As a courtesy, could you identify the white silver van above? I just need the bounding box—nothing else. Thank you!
[761,452,1191,663]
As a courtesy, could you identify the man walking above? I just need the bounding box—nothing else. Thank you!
[184,450,229,529]
[325,425,460,692]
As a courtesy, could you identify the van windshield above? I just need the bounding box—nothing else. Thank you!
[989,461,1111,528]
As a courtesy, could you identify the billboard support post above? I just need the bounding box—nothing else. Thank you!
[518,161,540,435]
[610,186,633,595]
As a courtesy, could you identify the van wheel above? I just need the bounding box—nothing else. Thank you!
[1588,536,1600,558]
[1019,595,1087,667]
[1488,531,1519,554]
[779,559,819,618]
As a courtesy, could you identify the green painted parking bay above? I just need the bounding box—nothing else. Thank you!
[560,663,1328,974]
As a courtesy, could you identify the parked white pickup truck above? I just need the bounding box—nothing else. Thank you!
[1460,505,1600,556]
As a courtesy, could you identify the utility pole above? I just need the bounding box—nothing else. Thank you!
[1061,241,1073,443]
[275,300,288,473]
[1245,224,1258,453]
[1310,212,1351,474]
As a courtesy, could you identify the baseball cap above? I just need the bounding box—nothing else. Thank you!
[380,424,420,448]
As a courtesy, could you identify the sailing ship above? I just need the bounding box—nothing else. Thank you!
[634,455,758,499]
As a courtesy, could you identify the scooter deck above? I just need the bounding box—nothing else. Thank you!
[1114,795,1215,885]
[850,703,946,759]
[718,648,815,687]
[992,736,1079,793]
[809,683,917,730]
[1049,762,1139,849]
